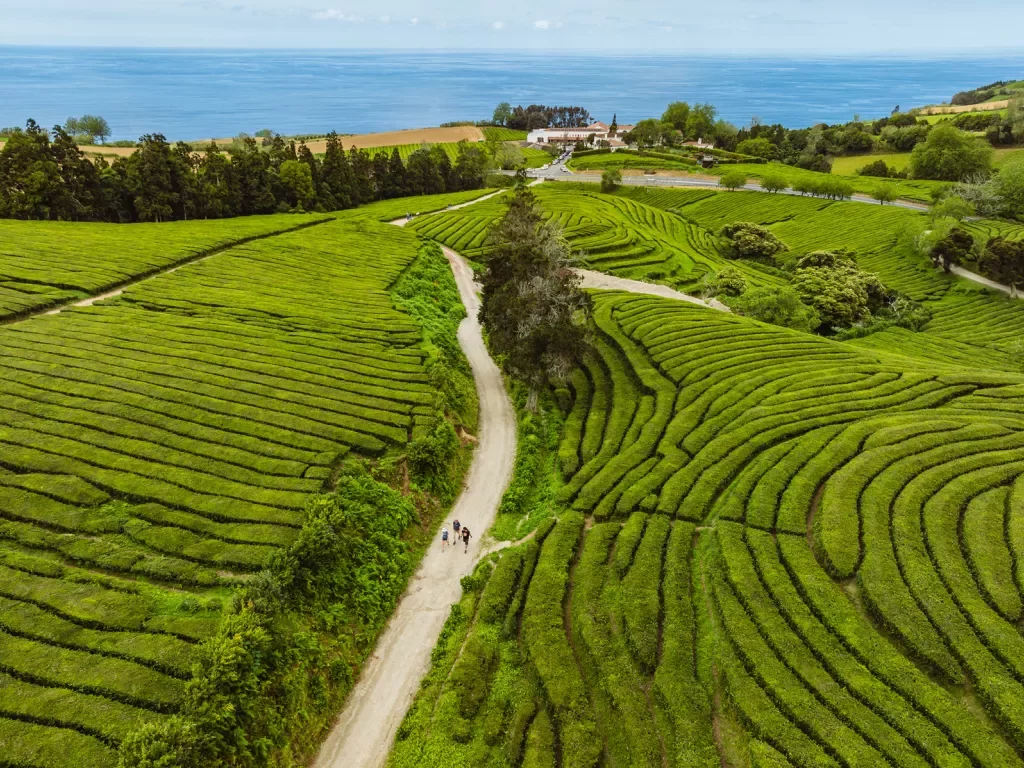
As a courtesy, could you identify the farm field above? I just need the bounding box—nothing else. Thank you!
[391,289,1024,768]
[482,127,528,141]
[831,146,1024,175]
[0,213,328,321]
[0,206,464,765]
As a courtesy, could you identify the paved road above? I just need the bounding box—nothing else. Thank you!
[950,264,1022,298]
[528,167,930,212]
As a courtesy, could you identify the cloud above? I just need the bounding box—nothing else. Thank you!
[533,19,550,29]
[312,9,361,21]
[409,17,418,24]
[492,20,504,30]
[378,15,390,23]
[661,25,673,31]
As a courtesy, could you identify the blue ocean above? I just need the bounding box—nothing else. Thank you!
[1,47,1022,142]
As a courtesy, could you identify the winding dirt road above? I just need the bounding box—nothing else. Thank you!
[313,245,517,768]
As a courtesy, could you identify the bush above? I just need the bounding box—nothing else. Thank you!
[858,159,894,178]
[719,222,788,264]
[704,266,747,298]
[600,168,622,192]
[719,170,748,190]
[909,123,993,181]
[731,286,820,333]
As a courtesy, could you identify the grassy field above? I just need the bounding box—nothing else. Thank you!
[390,283,1024,768]
[0,196,475,765]
[832,146,1024,175]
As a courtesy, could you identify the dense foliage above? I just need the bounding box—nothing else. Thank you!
[479,178,593,390]
[0,121,489,222]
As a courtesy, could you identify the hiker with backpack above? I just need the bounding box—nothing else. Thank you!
[441,526,449,551]
[461,526,472,553]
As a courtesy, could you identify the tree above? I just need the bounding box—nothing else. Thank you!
[719,222,788,263]
[931,195,975,221]
[79,115,111,144]
[858,159,893,178]
[493,102,513,126]
[791,263,875,330]
[278,160,316,210]
[600,168,622,193]
[494,142,525,170]
[610,114,618,134]
[929,227,974,273]
[979,237,1024,295]
[126,134,177,222]
[703,267,746,298]
[871,184,896,205]
[662,102,691,133]
[993,154,1024,220]
[909,123,993,182]
[629,119,662,148]
[759,172,787,194]
[686,103,718,140]
[719,171,748,191]
[479,183,592,400]
[731,286,819,333]
[736,138,778,160]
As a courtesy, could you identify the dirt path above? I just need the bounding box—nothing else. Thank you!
[574,269,730,312]
[949,264,1023,298]
[313,245,517,768]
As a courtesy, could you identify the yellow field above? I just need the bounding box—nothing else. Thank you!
[919,99,1009,115]
[303,125,484,153]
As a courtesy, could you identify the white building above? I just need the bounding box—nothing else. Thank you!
[527,121,635,147]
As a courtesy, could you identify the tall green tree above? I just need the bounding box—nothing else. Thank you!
[661,101,691,133]
[909,123,993,181]
[480,180,592,401]
[686,103,718,140]
[127,134,177,222]
[980,237,1024,295]
[929,227,975,273]
[0,120,63,219]
[198,143,238,218]
[493,102,513,126]
[278,160,317,210]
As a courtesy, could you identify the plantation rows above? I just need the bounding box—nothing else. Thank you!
[410,184,783,292]
[0,213,327,320]
[396,289,1024,767]
[0,215,447,764]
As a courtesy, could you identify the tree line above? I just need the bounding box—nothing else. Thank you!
[0,121,490,222]
[491,103,593,131]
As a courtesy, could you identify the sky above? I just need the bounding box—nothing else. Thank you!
[2,0,1024,53]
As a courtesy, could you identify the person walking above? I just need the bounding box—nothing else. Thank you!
[453,519,461,538]
[441,527,449,551]
[461,526,472,553]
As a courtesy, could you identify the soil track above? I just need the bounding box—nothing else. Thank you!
[313,244,517,768]
[302,125,485,154]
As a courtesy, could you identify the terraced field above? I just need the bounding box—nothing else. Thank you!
[0,213,450,765]
[408,184,787,293]
[0,214,327,321]
[391,290,1024,768]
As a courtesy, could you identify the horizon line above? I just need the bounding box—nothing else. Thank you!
[2,43,1024,59]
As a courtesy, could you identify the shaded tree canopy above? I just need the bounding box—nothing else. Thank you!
[479,177,592,392]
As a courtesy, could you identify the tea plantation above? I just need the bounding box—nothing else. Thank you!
[392,180,1024,768]
[390,290,1024,768]
[0,213,328,320]
[0,207,468,765]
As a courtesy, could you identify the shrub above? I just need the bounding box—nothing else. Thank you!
[858,159,893,178]
[719,222,788,264]
[719,170,748,190]
[731,286,820,333]
[600,168,622,192]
